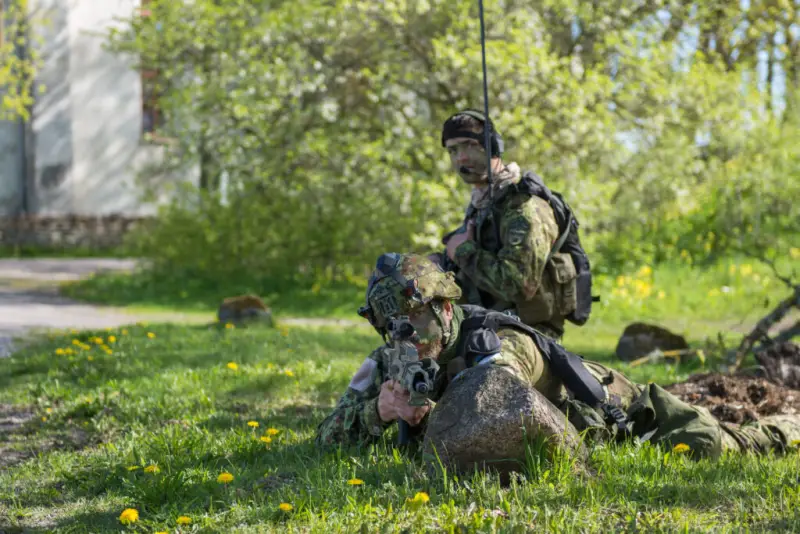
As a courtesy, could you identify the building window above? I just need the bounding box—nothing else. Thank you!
[141,68,162,134]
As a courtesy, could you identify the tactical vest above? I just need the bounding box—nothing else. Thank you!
[454,305,628,435]
[460,171,596,335]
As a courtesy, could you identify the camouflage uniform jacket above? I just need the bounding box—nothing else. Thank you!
[451,170,564,337]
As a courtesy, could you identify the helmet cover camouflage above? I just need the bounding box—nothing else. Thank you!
[360,253,461,330]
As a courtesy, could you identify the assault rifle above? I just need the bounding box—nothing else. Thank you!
[384,316,440,446]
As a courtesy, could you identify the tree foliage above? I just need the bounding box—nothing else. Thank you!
[106,0,800,283]
[0,0,41,121]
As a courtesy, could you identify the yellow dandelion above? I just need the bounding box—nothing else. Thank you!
[87,356,94,361]
[72,339,81,346]
[225,322,235,329]
[636,265,652,277]
[226,362,239,371]
[347,478,364,486]
[41,416,47,422]
[126,465,140,471]
[740,264,753,276]
[65,348,74,355]
[680,249,689,258]
[217,472,234,484]
[657,290,666,299]
[147,332,156,339]
[155,532,168,534]
[408,491,430,504]
[279,502,293,512]
[285,370,294,377]
[122,329,129,335]
[247,421,259,428]
[176,516,192,525]
[119,508,139,525]
[672,443,691,454]
[144,464,160,474]
[108,336,117,343]
[46,407,53,414]
[55,348,65,355]
[615,275,627,287]
[260,436,273,444]
[266,428,280,436]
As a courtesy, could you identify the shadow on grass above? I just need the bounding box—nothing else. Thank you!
[61,268,364,319]
[6,418,404,522]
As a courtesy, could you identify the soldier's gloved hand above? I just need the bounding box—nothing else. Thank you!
[377,380,430,426]
[446,221,474,261]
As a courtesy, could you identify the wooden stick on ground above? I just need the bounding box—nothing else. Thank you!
[730,285,800,372]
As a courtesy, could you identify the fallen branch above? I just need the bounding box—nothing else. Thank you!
[629,347,706,368]
[730,285,800,372]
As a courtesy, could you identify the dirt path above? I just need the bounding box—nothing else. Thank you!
[0,258,363,357]
[0,259,203,357]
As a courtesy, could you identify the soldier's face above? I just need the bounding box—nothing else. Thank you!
[446,138,489,184]
[406,303,452,360]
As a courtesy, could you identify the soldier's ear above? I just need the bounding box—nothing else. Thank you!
[442,300,453,320]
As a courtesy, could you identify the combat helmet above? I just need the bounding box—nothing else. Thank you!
[358,253,462,338]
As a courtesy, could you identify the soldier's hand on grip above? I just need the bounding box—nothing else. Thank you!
[377,380,430,426]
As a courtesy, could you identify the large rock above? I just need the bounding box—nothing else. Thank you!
[615,322,688,361]
[422,365,586,483]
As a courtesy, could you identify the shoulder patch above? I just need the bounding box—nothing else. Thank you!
[348,358,378,392]
[506,217,531,246]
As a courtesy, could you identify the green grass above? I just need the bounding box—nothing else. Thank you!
[1,316,799,532]
[2,258,798,532]
[61,256,797,329]
[61,270,366,320]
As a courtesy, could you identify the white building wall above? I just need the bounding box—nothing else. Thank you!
[28,0,75,214]
[1,0,194,218]
[67,0,153,215]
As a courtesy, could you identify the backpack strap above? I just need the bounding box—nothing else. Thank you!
[459,306,629,436]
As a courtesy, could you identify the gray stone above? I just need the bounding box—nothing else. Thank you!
[615,322,689,362]
[422,364,586,483]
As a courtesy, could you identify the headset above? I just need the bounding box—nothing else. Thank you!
[441,108,504,158]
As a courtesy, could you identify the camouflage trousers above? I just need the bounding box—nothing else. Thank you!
[501,347,800,459]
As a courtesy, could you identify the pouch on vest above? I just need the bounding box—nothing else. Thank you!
[549,252,578,318]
